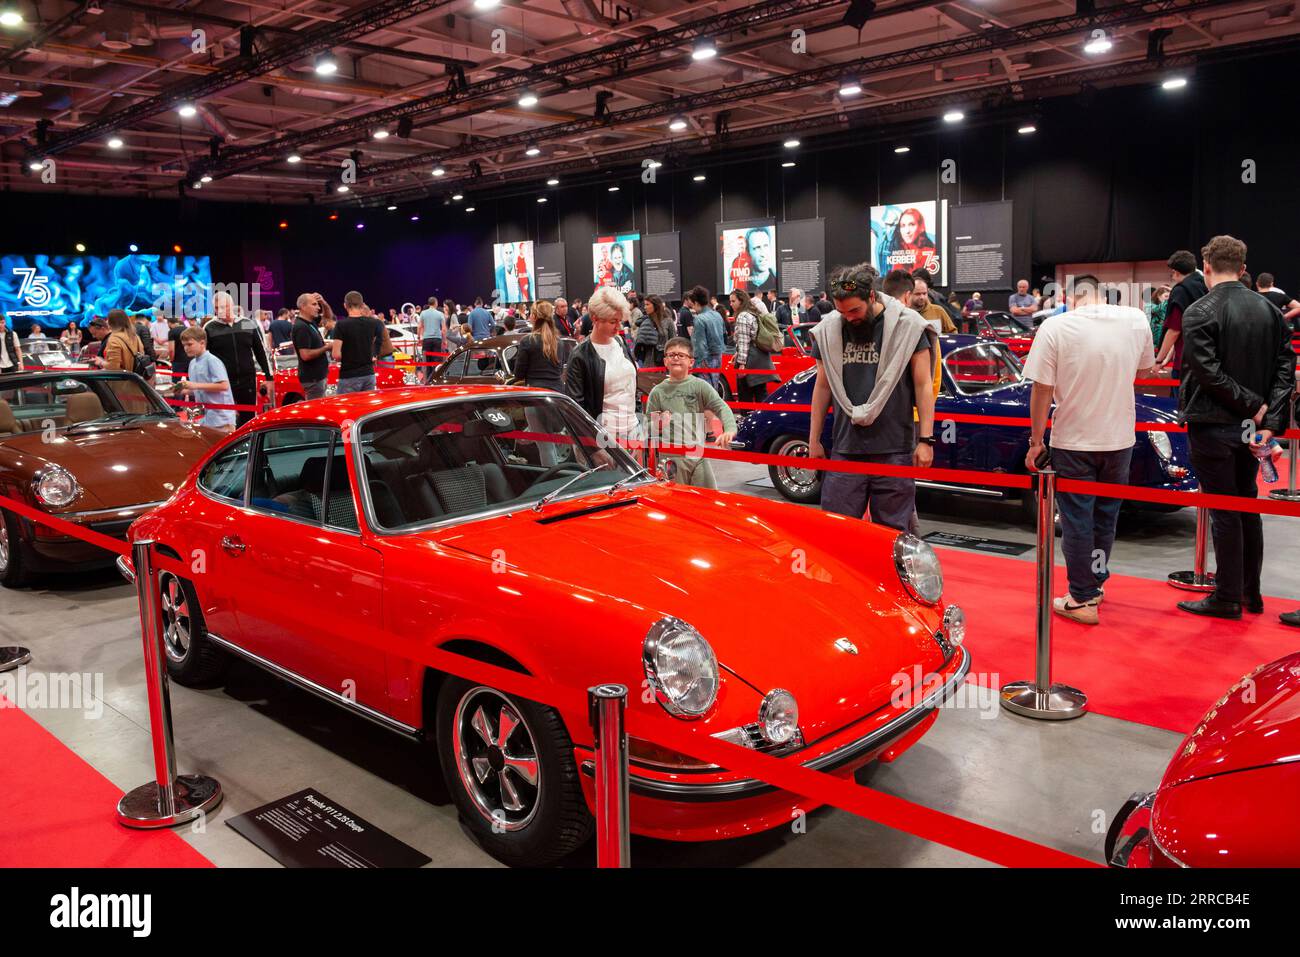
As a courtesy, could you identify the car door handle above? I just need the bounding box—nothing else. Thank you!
[221,535,246,556]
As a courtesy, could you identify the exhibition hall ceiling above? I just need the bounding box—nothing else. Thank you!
[1,0,1298,205]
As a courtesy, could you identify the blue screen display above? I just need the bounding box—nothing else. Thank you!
[1,254,213,330]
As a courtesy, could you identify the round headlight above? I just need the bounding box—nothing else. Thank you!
[759,688,799,745]
[943,604,966,647]
[643,617,719,718]
[34,466,80,507]
[894,533,943,604]
[1147,430,1173,460]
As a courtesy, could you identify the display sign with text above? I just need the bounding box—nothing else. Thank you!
[775,219,825,298]
[534,242,566,301]
[950,201,1014,292]
[641,232,682,301]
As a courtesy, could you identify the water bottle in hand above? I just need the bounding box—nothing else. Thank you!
[1254,434,1280,483]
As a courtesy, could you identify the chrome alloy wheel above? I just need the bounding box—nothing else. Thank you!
[159,573,193,663]
[0,517,9,574]
[773,437,818,497]
[454,687,541,832]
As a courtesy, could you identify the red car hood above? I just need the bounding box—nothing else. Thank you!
[435,484,946,742]
[1161,651,1300,788]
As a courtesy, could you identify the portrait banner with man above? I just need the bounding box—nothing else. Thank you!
[492,240,535,305]
[717,221,778,296]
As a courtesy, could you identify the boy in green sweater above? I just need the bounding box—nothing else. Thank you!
[646,336,738,488]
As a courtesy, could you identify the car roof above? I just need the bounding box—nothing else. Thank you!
[248,384,544,430]
[452,335,577,351]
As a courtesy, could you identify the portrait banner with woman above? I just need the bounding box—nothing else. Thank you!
[870,201,943,284]
[592,234,639,294]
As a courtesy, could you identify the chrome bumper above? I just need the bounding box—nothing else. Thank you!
[619,645,972,801]
[115,554,135,584]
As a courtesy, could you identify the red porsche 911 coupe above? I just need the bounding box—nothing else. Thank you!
[124,385,969,865]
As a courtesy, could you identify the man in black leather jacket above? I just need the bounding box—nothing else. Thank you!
[1177,235,1297,620]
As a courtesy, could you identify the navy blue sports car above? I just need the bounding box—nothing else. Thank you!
[731,335,1195,520]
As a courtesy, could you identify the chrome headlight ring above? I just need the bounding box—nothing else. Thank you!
[642,617,719,719]
[894,532,943,605]
[32,465,81,508]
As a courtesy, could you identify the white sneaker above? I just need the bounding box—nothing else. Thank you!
[1053,595,1099,625]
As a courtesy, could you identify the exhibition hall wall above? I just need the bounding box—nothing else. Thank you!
[7,54,1294,309]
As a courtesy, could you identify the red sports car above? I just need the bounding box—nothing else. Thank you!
[970,311,1036,357]
[266,344,410,405]
[125,385,969,865]
[1106,651,1300,867]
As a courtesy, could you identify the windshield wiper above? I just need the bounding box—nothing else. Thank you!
[532,463,610,512]
[607,466,650,495]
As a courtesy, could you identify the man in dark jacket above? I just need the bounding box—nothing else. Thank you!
[203,291,273,425]
[1176,235,1296,620]
[1156,249,1209,375]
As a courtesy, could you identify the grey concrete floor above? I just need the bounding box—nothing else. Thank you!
[5,453,1295,868]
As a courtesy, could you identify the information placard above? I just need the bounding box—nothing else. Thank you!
[642,232,682,301]
[775,218,825,297]
[534,242,566,301]
[950,201,1014,291]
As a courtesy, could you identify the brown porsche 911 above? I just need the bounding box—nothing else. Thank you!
[0,370,223,586]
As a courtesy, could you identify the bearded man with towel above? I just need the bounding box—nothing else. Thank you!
[808,263,938,530]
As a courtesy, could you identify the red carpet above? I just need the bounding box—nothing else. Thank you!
[943,549,1299,734]
[0,698,213,868]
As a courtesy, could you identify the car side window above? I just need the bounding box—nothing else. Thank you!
[198,437,252,503]
[443,352,469,378]
[470,349,500,376]
[248,427,337,524]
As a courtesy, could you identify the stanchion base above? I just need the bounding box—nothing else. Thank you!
[999,681,1087,720]
[117,774,223,829]
[1267,488,1300,502]
[1167,570,1216,592]
[0,646,31,673]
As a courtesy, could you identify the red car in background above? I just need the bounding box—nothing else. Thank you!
[969,311,1036,358]
[1106,650,1300,867]
[265,343,410,405]
[713,322,818,402]
[125,385,969,866]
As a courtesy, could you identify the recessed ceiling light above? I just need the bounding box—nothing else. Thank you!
[286,153,302,164]
[373,129,389,139]
[692,38,717,61]
[315,53,338,75]
[839,79,862,96]
[693,173,706,182]
[0,11,24,27]
[473,0,500,9]
[537,196,547,203]
[128,243,138,252]
[546,177,559,186]
[200,174,213,183]
[452,193,464,200]
[943,110,965,123]
[669,114,688,131]
[278,221,287,229]
[646,159,661,168]
[1083,32,1112,55]
[107,136,124,149]
[28,159,43,171]
[525,144,540,156]
[410,215,420,221]
[465,207,475,212]
[1018,124,1037,134]
[518,90,538,108]
[781,161,795,168]
[75,243,86,252]
[783,138,800,148]
[356,223,364,229]
[192,181,202,189]
[608,186,620,192]
[336,184,349,193]
[177,103,197,118]
[432,166,445,177]
[1162,77,1188,90]
[387,204,397,210]
[894,146,910,153]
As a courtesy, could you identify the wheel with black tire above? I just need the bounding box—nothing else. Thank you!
[718,377,733,403]
[767,434,822,504]
[435,677,592,866]
[159,572,227,685]
[0,508,31,588]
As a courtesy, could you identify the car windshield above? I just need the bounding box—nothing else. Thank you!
[983,312,1033,336]
[356,393,645,530]
[0,374,171,437]
[944,343,1024,394]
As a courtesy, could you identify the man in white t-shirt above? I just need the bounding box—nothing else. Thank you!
[1023,274,1155,624]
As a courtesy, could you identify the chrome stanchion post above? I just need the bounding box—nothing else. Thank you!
[118,540,223,828]
[1167,506,1216,591]
[587,683,630,868]
[1269,395,1300,502]
[1000,468,1087,720]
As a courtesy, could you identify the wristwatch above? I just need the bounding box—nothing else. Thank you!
[918,435,937,446]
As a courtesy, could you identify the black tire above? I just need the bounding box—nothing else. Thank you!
[718,377,733,403]
[159,572,228,686]
[766,434,822,504]
[435,676,592,866]
[0,508,31,588]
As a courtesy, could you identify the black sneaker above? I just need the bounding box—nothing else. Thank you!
[1177,596,1242,620]
[1245,596,1265,614]
[1281,610,1300,628]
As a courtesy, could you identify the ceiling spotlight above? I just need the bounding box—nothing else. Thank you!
[1018,124,1037,134]
[372,129,390,140]
[525,144,541,156]
[200,174,213,183]
[1083,31,1112,55]
[192,181,202,189]
[943,110,965,123]
[692,38,717,61]
[537,196,547,203]
[1,9,24,27]
[546,177,559,186]
[75,243,86,252]
[336,184,349,193]
[465,207,475,212]
[387,204,397,211]
[410,215,420,221]
[128,243,138,252]
[27,159,43,171]
[327,213,338,221]
[432,166,446,177]
[894,145,910,153]
[608,186,620,192]
[356,223,365,230]
[472,0,500,8]
[177,103,197,118]
[452,193,464,200]
[1162,76,1188,90]
[646,159,662,168]
[693,173,706,182]
[286,152,302,164]
[107,136,124,149]
[781,161,796,168]
[315,52,338,76]
[668,114,688,131]
[839,78,862,96]
[518,90,539,108]
[278,221,288,229]
[783,138,800,149]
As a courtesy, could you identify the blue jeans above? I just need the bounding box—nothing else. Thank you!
[820,451,915,531]
[1052,446,1133,602]
[695,353,722,394]
[301,379,327,400]
[336,374,376,395]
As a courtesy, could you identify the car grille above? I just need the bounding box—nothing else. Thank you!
[738,722,805,757]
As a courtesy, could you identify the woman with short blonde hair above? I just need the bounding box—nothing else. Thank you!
[565,286,639,436]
